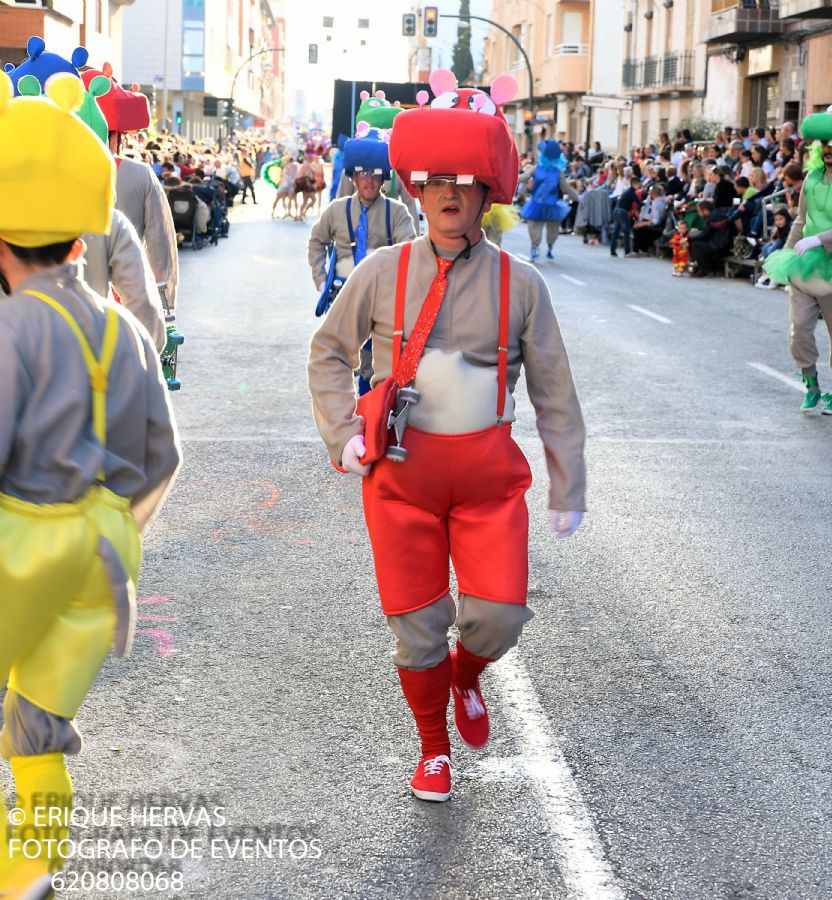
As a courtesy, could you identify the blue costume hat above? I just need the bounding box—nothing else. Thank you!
[342,127,391,178]
[4,36,87,96]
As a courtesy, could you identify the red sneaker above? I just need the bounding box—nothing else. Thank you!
[410,754,452,802]
[451,681,490,749]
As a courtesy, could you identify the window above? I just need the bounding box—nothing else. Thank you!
[561,11,582,49]
[511,24,524,65]
[358,18,369,28]
[183,21,205,76]
[546,14,554,56]
[322,16,334,27]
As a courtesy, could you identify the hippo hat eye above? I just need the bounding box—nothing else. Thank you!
[468,93,496,115]
[368,99,380,107]
[431,91,460,109]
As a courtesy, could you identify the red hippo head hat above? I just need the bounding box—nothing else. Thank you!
[81,62,150,133]
[388,68,519,205]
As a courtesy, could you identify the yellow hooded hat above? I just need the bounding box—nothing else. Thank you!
[0,71,114,247]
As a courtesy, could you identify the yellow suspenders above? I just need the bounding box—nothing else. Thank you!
[24,290,119,477]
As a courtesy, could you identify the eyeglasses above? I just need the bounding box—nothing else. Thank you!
[422,176,480,191]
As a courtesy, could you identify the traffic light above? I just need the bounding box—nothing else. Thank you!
[402,12,416,36]
[203,96,219,117]
[175,111,183,126]
[308,43,318,64]
[523,109,533,136]
[423,6,438,37]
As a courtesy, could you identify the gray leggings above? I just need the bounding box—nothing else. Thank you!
[387,593,534,670]
[0,690,82,759]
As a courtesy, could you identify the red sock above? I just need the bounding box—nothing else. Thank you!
[397,655,452,757]
[453,642,492,690]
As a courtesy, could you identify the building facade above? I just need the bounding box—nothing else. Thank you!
[0,0,132,77]
[121,0,284,140]
[479,0,832,156]
[484,0,594,150]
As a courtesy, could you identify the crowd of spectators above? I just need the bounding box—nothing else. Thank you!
[518,122,807,288]
[119,130,326,245]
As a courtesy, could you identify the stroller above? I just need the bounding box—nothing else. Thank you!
[168,187,210,250]
[209,177,231,238]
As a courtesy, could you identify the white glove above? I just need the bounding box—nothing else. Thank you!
[550,510,583,540]
[794,235,822,256]
[341,434,370,477]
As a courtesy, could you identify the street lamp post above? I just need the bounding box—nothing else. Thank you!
[439,13,535,156]
[227,46,286,139]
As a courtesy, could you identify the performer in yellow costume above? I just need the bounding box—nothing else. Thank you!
[0,72,181,899]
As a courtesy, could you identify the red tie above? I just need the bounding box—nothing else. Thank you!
[395,256,454,386]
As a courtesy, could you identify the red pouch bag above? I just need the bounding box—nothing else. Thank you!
[353,243,412,464]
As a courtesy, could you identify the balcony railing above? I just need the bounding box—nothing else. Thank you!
[622,51,694,91]
[779,0,832,18]
[554,43,588,55]
[707,0,782,42]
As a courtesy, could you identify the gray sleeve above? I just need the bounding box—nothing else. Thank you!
[108,215,167,352]
[820,229,832,254]
[559,173,580,203]
[393,203,417,243]
[307,260,377,464]
[131,329,182,526]
[520,271,587,512]
[785,187,806,250]
[308,207,334,287]
[0,323,25,475]
[142,171,181,309]
[398,188,420,233]
[336,171,352,198]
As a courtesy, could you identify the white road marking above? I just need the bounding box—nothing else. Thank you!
[627,304,672,324]
[560,274,587,287]
[493,653,624,899]
[747,362,804,392]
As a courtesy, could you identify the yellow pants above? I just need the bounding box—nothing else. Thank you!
[0,486,140,719]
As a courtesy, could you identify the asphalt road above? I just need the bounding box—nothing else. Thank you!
[26,195,832,899]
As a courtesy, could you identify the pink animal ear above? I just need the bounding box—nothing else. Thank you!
[429,68,457,97]
[375,90,385,99]
[393,100,401,107]
[471,93,488,112]
[356,121,371,136]
[102,62,114,78]
[489,74,518,106]
[416,90,429,108]
[360,90,370,101]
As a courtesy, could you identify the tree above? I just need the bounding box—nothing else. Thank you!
[452,0,474,84]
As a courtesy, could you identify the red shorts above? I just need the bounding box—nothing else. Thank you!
[362,424,533,615]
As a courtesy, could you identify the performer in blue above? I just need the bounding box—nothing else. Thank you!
[307,127,415,393]
[519,140,579,263]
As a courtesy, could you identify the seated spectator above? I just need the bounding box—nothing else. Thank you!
[572,155,592,179]
[723,140,744,175]
[632,184,668,254]
[665,165,684,197]
[781,161,804,214]
[755,207,794,289]
[751,144,776,180]
[688,199,733,276]
[777,138,796,168]
[711,165,736,210]
[761,206,792,260]
[740,148,754,178]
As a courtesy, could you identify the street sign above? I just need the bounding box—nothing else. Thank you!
[580,95,633,111]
